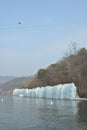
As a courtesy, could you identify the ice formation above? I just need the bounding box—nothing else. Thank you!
[13,83,79,99]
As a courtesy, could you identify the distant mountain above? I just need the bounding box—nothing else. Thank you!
[0,76,32,95]
[0,76,15,84]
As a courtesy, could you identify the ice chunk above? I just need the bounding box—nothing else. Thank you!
[13,83,79,99]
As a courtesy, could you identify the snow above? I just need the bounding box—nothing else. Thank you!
[13,83,79,99]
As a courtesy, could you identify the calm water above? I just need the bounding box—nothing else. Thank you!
[0,96,87,130]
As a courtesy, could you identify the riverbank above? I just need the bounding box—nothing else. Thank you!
[78,90,87,98]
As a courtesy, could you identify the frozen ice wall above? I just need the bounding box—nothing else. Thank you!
[13,83,79,99]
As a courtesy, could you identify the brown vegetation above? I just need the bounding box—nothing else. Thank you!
[24,47,87,97]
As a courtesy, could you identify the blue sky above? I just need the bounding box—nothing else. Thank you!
[0,0,87,76]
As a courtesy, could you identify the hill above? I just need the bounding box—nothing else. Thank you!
[0,76,15,84]
[1,47,87,97]
[0,76,32,95]
[23,47,87,98]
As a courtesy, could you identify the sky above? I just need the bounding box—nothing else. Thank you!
[0,0,87,77]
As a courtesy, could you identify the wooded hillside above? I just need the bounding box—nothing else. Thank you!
[23,47,87,97]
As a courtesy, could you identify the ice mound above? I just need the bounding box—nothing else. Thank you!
[13,83,79,99]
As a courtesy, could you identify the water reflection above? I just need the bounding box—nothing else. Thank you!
[34,99,80,129]
[4,96,87,130]
[78,100,87,124]
[33,98,87,129]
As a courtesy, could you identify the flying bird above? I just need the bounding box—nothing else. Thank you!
[18,21,22,24]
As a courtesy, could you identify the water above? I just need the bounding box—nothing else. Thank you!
[0,96,87,130]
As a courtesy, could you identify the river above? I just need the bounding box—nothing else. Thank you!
[0,96,87,130]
